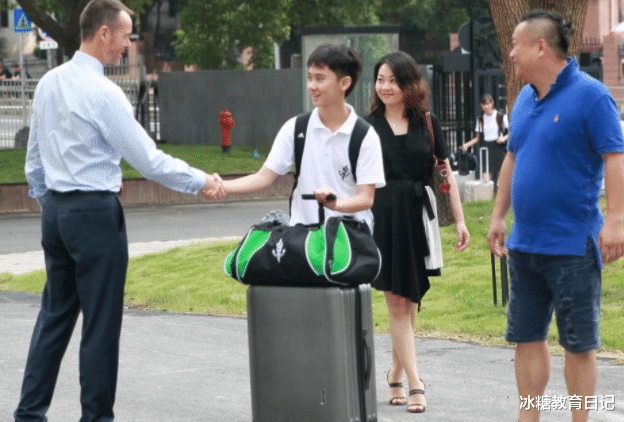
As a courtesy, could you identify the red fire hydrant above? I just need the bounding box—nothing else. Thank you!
[219,109,236,153]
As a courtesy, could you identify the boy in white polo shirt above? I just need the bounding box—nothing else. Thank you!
[222,44,385,230]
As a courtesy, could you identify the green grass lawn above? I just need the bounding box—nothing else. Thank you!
[0,144,269,184]
[2,199,623,359]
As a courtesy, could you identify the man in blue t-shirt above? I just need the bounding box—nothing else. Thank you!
[487,10,624,422]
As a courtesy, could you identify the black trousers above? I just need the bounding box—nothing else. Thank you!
[15,191,128,422]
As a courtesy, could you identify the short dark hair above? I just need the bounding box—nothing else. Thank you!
[307,44,362,98]
[370,51,430,127]
[520,10,574,59]
[480,93,494,104]
[80,0,133,41]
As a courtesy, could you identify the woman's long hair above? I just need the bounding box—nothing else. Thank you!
[370,51,430,129]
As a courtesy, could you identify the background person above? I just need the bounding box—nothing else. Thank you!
[461,93,509,185]
[11,63,31,80]
[16,1,223,421]
[0,58,12,79]
[365,51,470,414]
[487,10,624,422]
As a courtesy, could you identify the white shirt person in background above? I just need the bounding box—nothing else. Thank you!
[461,93,509,184]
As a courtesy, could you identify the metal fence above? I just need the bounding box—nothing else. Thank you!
[431,67,473,154]
[0,61,159,150]
[0,79,37,149]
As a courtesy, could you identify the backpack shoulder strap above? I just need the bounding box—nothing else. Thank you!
[290,111,312,213]
[293,111,312,181]
[348,117,370,184]
[496,111,508,136]
[477,114,485,139]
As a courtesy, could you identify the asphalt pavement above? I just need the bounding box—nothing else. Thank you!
[1,200,623,421]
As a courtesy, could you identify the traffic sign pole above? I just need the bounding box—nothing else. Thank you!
[20,32,27,127]
[14,8,32,128]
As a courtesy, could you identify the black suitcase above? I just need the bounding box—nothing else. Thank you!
[247,284,377,422]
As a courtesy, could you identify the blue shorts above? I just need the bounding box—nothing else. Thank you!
[506,239,602,353]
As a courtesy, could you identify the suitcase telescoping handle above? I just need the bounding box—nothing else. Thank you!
[301,193,336,224]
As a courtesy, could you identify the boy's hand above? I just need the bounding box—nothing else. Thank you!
[313,187,338,210]
[201,173,225,200]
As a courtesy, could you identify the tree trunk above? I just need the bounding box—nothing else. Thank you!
[489,0,590,115]
[489,0,529,115]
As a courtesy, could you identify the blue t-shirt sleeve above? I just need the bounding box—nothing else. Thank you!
[585,93,624,155]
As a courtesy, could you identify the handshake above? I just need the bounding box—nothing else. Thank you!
[201,173,226,200]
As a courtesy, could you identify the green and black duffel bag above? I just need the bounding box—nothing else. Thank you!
[224,195,381,287]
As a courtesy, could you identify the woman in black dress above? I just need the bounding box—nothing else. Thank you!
[365,52,470,413]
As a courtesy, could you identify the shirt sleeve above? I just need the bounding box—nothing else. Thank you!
[503,114,509,130]
[355,127,385,188]
[263,117,297,176]
[585,93,624,155]
[96,86,207,195]
[24,107,47,199]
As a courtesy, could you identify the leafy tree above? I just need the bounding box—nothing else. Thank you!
[174,0,291,70]
[1,0,153,58]
[174,0,414,70]
[397,0,489,63]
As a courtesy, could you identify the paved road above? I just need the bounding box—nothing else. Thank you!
[2,200,623,421]
[0,199,290,255]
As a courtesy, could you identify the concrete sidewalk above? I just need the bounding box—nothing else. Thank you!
[2,288,623,422]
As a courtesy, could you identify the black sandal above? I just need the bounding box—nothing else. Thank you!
[407,380,426,413]
[387,370,407,406]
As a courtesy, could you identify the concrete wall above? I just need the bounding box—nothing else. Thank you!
[602,34,624,113]
[158,68,303,147]
[584,0,622,40]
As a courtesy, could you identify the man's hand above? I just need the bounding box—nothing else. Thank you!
[201,173,225,200]
[487,218,508,258]
[598,216,624,264]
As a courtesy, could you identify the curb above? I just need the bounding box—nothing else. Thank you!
[0,173,295,214]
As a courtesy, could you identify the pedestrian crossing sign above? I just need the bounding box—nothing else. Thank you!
[13,9,32,33]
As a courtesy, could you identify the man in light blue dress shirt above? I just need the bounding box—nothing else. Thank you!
[15,1,223,421]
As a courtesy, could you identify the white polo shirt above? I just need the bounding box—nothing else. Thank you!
[264,104,385,231]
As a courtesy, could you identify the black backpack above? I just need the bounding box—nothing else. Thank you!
[289,111,370,209]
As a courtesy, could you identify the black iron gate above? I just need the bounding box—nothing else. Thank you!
[431,7,602,155]
[431,67,473,153]
[430,67,506,153]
